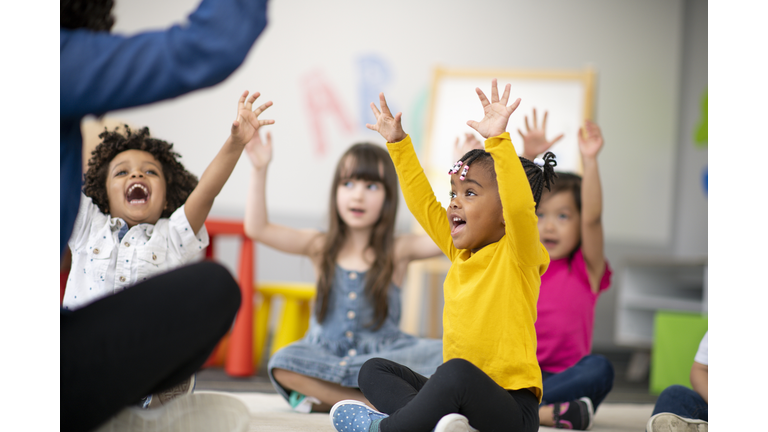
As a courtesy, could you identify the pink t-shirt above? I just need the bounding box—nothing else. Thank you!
[536,248,612,373]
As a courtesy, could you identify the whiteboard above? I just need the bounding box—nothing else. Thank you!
[425,67,595,208]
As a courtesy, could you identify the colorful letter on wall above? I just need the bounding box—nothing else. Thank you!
[301,70,355,156]
[358,54,394,129]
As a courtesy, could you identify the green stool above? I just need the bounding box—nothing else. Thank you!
[649,311,708,395]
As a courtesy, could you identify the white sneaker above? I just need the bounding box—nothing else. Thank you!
[434,413,478,432]
[646,412,708,432]
[95,393,249,432]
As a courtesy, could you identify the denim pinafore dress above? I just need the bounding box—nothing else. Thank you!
[267,265,443,402]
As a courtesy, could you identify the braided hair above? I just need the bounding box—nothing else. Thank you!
[83,125,199,218]
[454,149,558,209]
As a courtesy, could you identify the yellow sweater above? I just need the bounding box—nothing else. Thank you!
[387,132,549,401]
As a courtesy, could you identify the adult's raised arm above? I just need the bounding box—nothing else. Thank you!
[60,0,269,119]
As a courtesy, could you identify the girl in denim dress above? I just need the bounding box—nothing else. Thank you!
[245,132,444,413]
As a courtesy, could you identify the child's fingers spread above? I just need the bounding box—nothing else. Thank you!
[369,102,381,117]
[524,115,531,132]
[500,83,511,105]
[518,128,525,139]
[475,87,490,106]
[551,133,564,145]
[254,101,273,115]
[365,123,377,131]
[541,110,548,130]
[258,119,275,126]
[379,93,391,114]
[245,92,260,110]
[238,91,249,108]
[491,79,499,102]
[507,98,521,114]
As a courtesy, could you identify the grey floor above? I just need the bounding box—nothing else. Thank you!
[195,348,659,405]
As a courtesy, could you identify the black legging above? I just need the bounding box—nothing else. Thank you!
[60,261,241,432]
[358,358,539,432]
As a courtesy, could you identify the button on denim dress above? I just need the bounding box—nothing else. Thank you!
[267,265,443,402]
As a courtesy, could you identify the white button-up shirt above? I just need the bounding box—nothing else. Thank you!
[62,194,209,310]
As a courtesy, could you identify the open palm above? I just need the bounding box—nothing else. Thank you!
[578,119,604,159]
[366,92,406,143]
[467,79,521,139]
[245,130,273,169]
[518,108,564,160]
[231,90,274,146]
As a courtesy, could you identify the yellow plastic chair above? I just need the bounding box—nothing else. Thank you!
[253,282,317,368]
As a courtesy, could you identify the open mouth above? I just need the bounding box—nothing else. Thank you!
[542,239,558,248]
[450,216,466,235]
[126,183,150,205]
[350,208,365,216]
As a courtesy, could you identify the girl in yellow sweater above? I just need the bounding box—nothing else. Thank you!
[329,80,561,432]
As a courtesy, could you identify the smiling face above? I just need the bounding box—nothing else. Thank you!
[105,150,167,227]
[536,190,581,260]
[447,164,506,253]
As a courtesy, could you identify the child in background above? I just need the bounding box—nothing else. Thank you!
[331,80,558,432]
[646,332,708,431]
[63,90,273,311]
[518,109,614,429]
[244,131,444,412]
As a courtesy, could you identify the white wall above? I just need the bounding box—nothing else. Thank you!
[108,0,685,248]
[672,0,708,259]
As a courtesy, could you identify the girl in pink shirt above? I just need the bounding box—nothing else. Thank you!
[519,111,614,430]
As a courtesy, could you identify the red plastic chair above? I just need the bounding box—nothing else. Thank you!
[202,219,255,377]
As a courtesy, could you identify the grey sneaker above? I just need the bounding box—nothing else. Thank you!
[434,413,478,432]
[646,413,708,432]
[95,392,249,432]
[155,374,196,406]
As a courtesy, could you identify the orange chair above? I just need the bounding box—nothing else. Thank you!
[202,219,256,377]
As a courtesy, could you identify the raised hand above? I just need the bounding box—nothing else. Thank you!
[366,93,407,143]
[453,132,484,162]
[517,108,564,160]
[231,90,275,146]
[245,129,273,170]
[578,119,604,160]
[466,79,521,139]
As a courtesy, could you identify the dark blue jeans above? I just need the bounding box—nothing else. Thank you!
[652,385,707,421]
[540,354,615,410]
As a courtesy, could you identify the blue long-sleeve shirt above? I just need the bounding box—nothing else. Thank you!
[60,0,268,257]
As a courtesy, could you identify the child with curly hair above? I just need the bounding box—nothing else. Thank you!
[62,90,273,311]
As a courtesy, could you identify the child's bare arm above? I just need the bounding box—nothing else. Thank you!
[185,90,274,234]
[517,108,564,161]
[243,130,324,257]
[395,233,442,264]
[690,361,708,403]
[578,120,607,293]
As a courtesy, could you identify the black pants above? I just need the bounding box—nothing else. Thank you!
[60,261,241,432]
[358,358,539,432]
